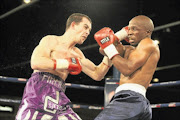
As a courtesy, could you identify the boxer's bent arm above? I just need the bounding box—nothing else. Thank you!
[81,56,111,81]
[112,38,154,76]
[31,36,57,70]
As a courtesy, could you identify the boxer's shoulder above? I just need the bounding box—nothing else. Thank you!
[137,38,158,53]
[124,45,135,51]
[42,35,59,40]
[39,35,59,46]
[72,47,84,58]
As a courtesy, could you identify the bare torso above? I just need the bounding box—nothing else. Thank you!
[119,40,160,89]
[33,36,82,80]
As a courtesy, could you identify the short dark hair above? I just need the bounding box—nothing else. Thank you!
[66,13,92,31]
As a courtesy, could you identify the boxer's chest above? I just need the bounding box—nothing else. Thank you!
[51,46,80,59]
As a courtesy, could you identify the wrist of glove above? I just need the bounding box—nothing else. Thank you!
[102,56,112,68]
[104,44,119,60]
[115,26,129,42]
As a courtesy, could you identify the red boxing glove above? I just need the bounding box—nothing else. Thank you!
[94,27,117,49]
[67,58,82,75]
[52,58,82,75]
[94,27,119,59]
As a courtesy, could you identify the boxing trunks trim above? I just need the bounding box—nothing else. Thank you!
[32,72,66,92]
[115,83,146,98]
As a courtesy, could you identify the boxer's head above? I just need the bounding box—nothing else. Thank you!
[128,15,154,46]
[66,13,92,31]
[66,13,92,44]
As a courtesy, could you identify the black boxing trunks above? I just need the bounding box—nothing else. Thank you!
[95,83,152,120]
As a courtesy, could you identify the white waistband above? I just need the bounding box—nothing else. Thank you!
[115,83,146,98]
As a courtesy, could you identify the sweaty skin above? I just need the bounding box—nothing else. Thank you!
[31,17,111,81]
[112,16,160,89]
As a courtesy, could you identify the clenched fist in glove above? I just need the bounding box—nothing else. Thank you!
[94,27,119,59]
[52,58,82,75]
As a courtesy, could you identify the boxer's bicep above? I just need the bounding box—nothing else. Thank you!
[81,58,110,81]
[76,48,108,81]
[81,58,96,72]
[74,48,97,72]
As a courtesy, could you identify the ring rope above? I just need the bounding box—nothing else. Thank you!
[151,102,180,109]
[149,80,180,88]
[0,76,180,89]
[65,83,104,90]
[70,103,180,109]
[0,98,179,110]
[106,79,180,88]
[0,76,104,90]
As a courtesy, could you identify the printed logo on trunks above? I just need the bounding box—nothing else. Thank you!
[42,75,66,92]
[44,91,68,114]
[101,37,110,44]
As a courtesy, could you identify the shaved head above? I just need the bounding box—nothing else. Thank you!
[128,15,155,46]
[130,15,154,33]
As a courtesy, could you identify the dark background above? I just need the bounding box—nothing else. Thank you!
[0,0,180,119]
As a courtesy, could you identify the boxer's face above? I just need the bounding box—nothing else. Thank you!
[74,17,92,44]
[128,19,149,46]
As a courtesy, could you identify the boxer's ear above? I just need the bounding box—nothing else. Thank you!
[146,30,151,33]
[146,30,152,37]
[71,21,76,29]
[147,30,152,34]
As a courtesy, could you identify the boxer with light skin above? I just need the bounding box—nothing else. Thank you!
[16,13,112,120]
[95,15,160,120]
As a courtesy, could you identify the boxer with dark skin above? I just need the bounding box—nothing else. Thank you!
[95,15,160,120]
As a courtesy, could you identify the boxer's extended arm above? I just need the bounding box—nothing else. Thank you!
[112,38,155,76]
[75,48,111,81]
[81,56,112,81]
